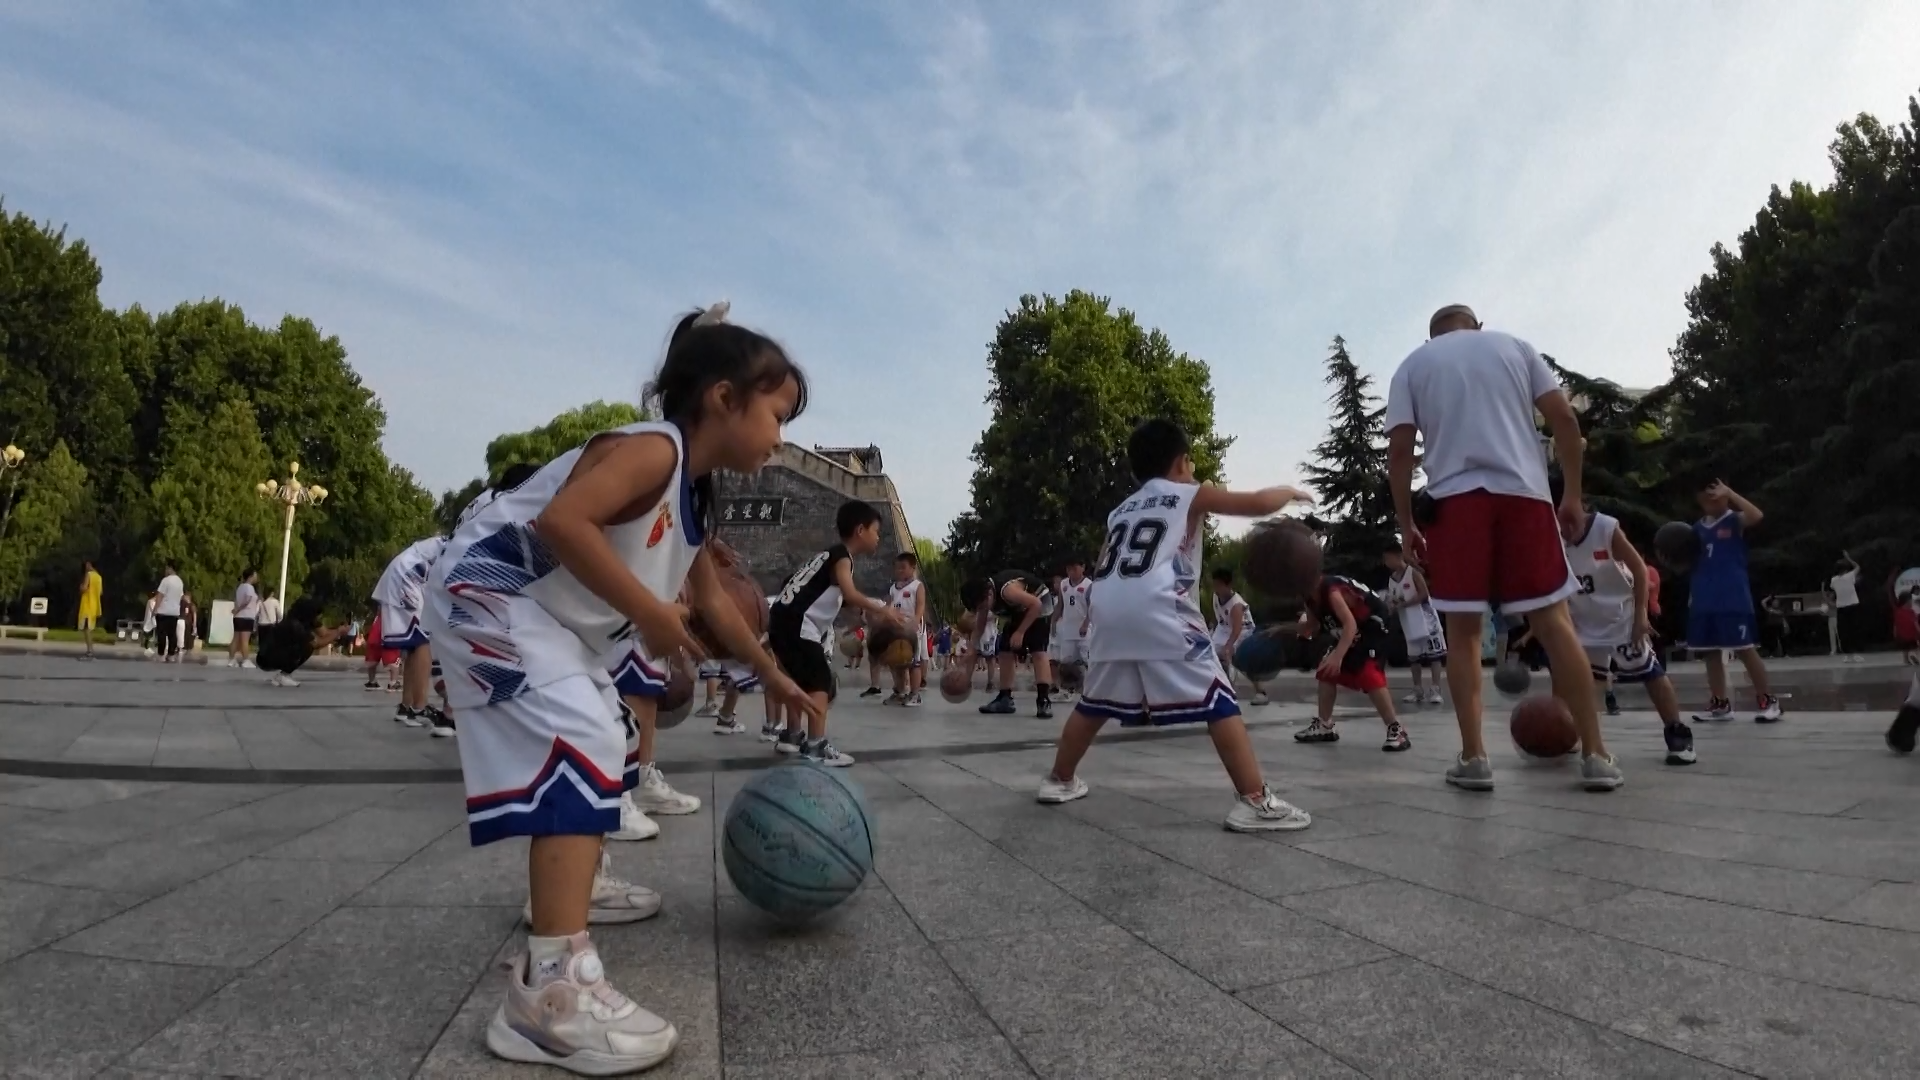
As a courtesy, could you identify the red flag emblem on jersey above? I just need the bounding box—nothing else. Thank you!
[647,504,672,548]
[1592,550,1610,561]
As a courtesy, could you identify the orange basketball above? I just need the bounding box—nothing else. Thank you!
[690,540,768,660]
[956,612,976,635]
[1510,695,1578,759]
[940,666,971,703]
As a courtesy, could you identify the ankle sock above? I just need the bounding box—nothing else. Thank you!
[527,933,572,988]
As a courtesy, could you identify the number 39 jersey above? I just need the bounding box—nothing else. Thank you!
[1088,478,1211,662]
[1563,512,1636,648]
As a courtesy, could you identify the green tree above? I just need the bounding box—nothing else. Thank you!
[914,536,963,623]
[1299,336,1392,577]
[144,400,288,603]
[1540,356,1668,546]
[0,440,89,616]
[946,291,1231,575]
[436,400,651,533]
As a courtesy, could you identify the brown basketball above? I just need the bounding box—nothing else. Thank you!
[1241,519,1323,598]
[1510,695,1578,759]
[956,612,976,636]
[1055,660,1086,694]
[940,666,971,703]
[868,620,913,668]
[659,660,695,717]
[689,540,768,660]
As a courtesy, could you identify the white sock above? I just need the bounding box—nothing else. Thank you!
[527,934,573,988]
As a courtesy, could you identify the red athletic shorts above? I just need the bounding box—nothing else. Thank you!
[1318,657,1387,694]
[1423,490,1574,614]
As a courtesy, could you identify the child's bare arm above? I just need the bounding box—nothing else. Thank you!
[831,559,892,622]
[1190,484,1312,521]
[1611,527,1652,632]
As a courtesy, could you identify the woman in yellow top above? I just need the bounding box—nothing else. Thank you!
[78,560,103,660]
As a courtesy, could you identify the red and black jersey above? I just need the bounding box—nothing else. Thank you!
[1309,576,1390,641]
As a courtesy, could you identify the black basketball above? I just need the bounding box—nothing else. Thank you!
[1242,520,1323,599]
[1653,521,1700,572]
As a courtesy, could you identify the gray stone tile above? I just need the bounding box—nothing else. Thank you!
[1240,956,1739,1079]
[1514,837,1878,917]
[871,802,1096,942]
[0,832,75,879]
[0,949,232,1078]
[725,1036,1034,1079]
[1314,802,1568,857]
[717,890,996,1062]
[1427,910,1920,1078]
[1102,871,1393,991]
[123,905,514,1079]
[1299,833,1633,916]
[260,803,461,862]
[14,824,297,900]
[1555,889,1920,1005]
[1282,880,1557,959]
[1115,822,1382,898]
[0,878,143,962]
[56,857,393,968]
[14,783,288,846]
[347,829,529,908]
[1827,882,1920,932]
[940,923,1363,1079]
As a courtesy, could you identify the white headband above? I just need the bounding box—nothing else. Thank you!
[693,300,730,327]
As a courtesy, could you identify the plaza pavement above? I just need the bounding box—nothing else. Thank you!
[1,650,1918,1078]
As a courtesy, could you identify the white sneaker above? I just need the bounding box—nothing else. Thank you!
[694,702,720,719]
[1401,691,1422,705]
[521,854,662,925]
[487,933,678,1074]
[225,658,239,668]
[1249,691,1271,706]
[1426,690,1444,706]
[241,658,255,669]
[633,765,701,816]
[273,672,301,687]
[1225,788,1312,833]
[1036,774,1089,804]
[713,715,747,735]
[607,794,660,842]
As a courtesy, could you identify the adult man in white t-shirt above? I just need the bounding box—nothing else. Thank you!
[1830,552,1863,662]
[1386,304,1618,792]
[152,564,185,664]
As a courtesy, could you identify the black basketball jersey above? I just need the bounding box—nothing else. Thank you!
[1311,576,1389,640]
[771,544,850,643]
[992,570,1051,616]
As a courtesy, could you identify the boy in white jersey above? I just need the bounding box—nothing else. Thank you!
[1554,485,1696,766]
[1052,558,1093,697]
[1036,418,1316,832]
[373,535,450,732]
[1381,542,1446,706]
[885,551,929,706]
[1208,568,1250,686]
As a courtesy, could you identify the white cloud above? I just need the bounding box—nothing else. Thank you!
[2,0,1916,545]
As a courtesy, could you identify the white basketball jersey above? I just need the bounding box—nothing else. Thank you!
[1386,567,1444,651]
[373,536,448,612]
[426,421,705,704]
[1211,591,1248,647]
[889,579,922,624]
[1564,512,1636,647]
[1088,478,1210,662]
[1056,576,1093,640]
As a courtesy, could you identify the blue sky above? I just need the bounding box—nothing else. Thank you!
[3,1,1917,540]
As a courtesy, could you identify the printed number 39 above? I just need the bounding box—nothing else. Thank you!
[1094,519,1167,580]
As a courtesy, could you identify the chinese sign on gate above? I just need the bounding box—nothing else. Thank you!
[719,498,786,525]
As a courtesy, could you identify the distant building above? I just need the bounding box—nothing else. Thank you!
[712,443,913,603]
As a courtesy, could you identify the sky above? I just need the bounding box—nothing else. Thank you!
[2,1,1917,541]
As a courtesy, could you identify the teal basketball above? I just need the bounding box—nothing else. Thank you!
[723,763,874,921]
[1233,633,1285,679]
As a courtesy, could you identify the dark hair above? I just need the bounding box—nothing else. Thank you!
[1127,419,1192,482]
[960,577,992,612]
[835,500,882,539]
[265,587,276,598]
[1064,555,1084,568]
[497,461,542,491]
[895,551,919,568]
[1211,567,1233,584]
[240,568,256,582]
[288,597,324,625]
[647,312,811,534]
[1380,539,1405,557]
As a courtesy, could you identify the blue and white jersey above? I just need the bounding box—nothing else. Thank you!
[1088,478,1210,662]
[424,421,705,710]
[1690,510,1752,615]
[372,536,448,614]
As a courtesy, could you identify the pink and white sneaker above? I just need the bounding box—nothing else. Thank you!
[487,932,679,1075]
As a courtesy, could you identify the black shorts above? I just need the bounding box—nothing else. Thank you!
[771,630,837,700]
[233,618,256,633]
[994,613,1051,658]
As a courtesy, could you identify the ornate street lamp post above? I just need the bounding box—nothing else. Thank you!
[255,462,327,603]
[0,444,25,547]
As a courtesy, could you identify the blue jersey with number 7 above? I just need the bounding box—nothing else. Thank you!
[1690,511,1752,615]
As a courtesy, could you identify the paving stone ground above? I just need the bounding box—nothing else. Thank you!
[2,651,1918,1078]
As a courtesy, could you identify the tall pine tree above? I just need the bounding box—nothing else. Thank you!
[1300,336,1393,579]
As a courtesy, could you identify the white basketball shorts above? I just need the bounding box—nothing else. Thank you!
[1054,636,1091,667]
[1078,654,1239,727]
[379,603,429,651]
[1584,638,1663,683]
[460,673,630,846]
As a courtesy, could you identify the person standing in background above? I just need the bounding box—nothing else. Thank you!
[229,569,261,668]
[152,565,184,664]
[1830,552,1864,662]
[77,560,103,661]
[180,591,200,657]
[258,587,282,627]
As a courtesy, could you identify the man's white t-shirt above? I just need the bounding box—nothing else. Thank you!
[1384,329,1560,502]
[156,574,184,617]
[1831,570,1860,609]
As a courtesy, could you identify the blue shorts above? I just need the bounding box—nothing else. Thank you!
[1687,611,1757,651]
